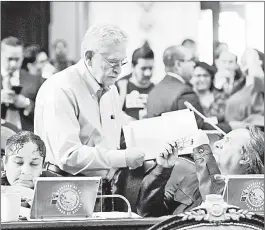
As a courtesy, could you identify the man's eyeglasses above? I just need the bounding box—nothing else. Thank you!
[101,56,128,69]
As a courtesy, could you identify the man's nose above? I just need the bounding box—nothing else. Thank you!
[113,65,122,75]
[144,69,152,77]
[20,164,32,175]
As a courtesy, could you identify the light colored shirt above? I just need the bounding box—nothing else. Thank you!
[34,60,127,179]
[1,69,21,129]
[166,72,186,84]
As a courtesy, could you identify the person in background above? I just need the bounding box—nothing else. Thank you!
[225,48,264,130]
[116,42,155,122]
[214,41,228,60]
[190,61,227,123]
[214,51,245,96]
[137,126,264,217]
[1,37,41,131]
[182,38,198,61]
[22,45,56,82]
[147,45,233,132]
[51,39,75,72]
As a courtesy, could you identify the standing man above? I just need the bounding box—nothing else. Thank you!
[1,37,41,131]
[147,45,232,132]
[116,43,155,122]
[34,24,145,179]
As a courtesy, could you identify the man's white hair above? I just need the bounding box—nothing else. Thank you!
[81,24,128,59]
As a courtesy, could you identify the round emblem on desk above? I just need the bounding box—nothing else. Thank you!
[241,182,264,211]
[55,184,82,215]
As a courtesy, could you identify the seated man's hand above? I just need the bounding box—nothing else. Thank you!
[14,94,30,109]
[157,142,178,168]
[190,130,210,149]
[1,89,15,104]
[125,147,145,169]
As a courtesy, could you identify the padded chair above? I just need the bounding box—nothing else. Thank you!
[148,195,264,230]
[1,120,19,171]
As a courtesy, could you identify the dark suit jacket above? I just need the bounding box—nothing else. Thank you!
[136,144,225,217]
[1,69,42,131]
[147,75,231,132]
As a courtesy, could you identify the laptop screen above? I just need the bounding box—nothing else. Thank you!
[30,177,101,220]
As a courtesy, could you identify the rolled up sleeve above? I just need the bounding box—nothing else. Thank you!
[35,87,126,175]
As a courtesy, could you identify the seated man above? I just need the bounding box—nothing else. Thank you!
[136,126,264,217]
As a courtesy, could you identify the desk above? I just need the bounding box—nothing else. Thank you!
[1,217,170,230]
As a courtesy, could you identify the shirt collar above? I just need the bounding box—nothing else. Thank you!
[166,72,186,84]
[1,69,19,79]
[76,60,110,98]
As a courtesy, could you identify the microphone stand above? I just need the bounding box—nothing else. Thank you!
[184,101,226,136]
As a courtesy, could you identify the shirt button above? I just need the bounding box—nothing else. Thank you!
[199,148,204,154]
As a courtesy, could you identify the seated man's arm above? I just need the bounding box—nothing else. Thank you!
[136,164,176,217]
[192,144,226,201]
[35,87,127,175]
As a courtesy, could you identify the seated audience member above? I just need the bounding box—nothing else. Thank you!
[22,45,56,82]
[190,62,227,123]
[50,39,75,72]
[214,51,245,96]
[136,126,264,217]
[1,131,46,188]
[225,48,264,129]
[116,42,155,122]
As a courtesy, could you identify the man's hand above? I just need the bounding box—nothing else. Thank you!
[157,142,178,168]
[125,147,145,169]
[14,94,30,109]
[1,89,15,104]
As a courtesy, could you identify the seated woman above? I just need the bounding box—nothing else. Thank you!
[1,131,46,207]
[190,62,227,123]
[136,126,264,217]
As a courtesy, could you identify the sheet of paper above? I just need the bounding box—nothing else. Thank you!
[123,109,198,160]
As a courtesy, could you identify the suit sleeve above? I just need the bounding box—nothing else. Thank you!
[172,91,205,129]
[173,91,232,132]
[136,165,177,217]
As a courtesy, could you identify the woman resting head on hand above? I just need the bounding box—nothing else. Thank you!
[2,131,46,189]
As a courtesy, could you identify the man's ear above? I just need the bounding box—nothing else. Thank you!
[85,51,93,66]
[239,146,250,165]
[215,59,220,69]
[174,60,181,68]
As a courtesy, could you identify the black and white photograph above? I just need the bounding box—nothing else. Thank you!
[1,1,264,229]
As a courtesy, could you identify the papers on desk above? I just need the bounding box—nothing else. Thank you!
[123,109,198,160]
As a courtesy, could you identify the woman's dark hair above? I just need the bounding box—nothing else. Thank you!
[5,131,46,161]
[21,45,46,71]
[194,61,216,91]
[132,41,154,67]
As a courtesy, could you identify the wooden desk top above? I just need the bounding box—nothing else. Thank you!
[1,216,171,230]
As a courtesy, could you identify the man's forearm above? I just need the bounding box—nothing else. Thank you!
[136,165,173,217]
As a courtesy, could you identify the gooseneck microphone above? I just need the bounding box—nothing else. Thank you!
[184,101,226,136]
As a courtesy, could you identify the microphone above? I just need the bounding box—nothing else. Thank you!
[184,101,226,136]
